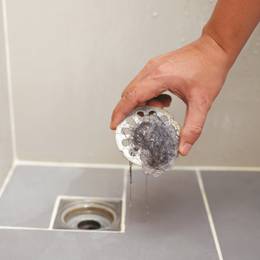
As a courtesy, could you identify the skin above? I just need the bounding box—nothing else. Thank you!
[111,0,260,156]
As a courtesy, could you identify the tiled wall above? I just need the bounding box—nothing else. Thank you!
[2,0,260,166]
[0,1,13,185]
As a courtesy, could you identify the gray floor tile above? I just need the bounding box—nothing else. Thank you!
[123,170,218,260]
[0,169,218,260]
[202,170,260,260]
[0,165,124,227]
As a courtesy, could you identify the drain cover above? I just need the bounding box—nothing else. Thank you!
[51,197,122,232]
[115,106,180,176]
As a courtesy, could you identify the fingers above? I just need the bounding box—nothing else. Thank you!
[179,100,209,156]
[110,78,165,129]
[146,94,172,108]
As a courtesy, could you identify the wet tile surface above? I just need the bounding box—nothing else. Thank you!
[202,170,260,260]
[0,167,218,260]
[0,165,124,227]
[122,170,218,260]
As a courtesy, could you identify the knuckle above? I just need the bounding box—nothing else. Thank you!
[147,64,165,79]
[198,96,211,111]
[152,60,173,77]
[184,125,203,140]
[190,94,211,113]
[122,90,139,105]
[190,125,202,136]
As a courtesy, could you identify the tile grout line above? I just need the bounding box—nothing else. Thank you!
[196,169,224,260]
[16,159,128,170]
[0,162,16,199]
[120,168,128,233]
[50,195,121,201]
[1,0,17,160]
[0,225,123,234]
[48,196,62,230]
[15,159,260,172]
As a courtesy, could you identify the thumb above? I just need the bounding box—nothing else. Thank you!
[179,100,209,156]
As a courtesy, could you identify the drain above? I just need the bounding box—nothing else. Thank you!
[77,220,101,230]
[52,197,122,232]
[61,202,116,230]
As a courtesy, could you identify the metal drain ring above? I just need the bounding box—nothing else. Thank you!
[61,202,118,230]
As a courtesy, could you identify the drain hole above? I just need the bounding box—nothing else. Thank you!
[149,111,156,115]
[137,111,144,117]
[77,220,101,230]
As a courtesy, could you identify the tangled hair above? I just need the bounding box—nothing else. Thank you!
[131,113,179,176]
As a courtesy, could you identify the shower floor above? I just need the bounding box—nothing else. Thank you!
[0,164,260,260]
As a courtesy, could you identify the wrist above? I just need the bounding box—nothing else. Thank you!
[201,25,237,69]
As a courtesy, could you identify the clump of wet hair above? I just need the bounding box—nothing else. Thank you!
[131,114,179,176]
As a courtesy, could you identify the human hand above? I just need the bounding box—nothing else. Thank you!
[110,34,230,156]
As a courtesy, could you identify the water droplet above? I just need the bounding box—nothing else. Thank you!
[128,162,133,208]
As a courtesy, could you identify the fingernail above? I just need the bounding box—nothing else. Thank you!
[110,122,115,130]
[181,143,192,155]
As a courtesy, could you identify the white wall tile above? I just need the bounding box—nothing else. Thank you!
[4,0,260,166]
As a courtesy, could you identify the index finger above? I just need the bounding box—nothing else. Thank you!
[110,78,165,129]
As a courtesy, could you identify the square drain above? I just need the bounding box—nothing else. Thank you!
[51,196,122,232]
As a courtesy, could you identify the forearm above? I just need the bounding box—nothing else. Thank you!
[203,0,260,68]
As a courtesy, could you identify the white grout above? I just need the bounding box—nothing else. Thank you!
[16,159,127,170]
[52,195,121,201]
[15,159,260,172]
[182,165,260,172]
[120,169,128,233]
[0,162,16,199]
[1,0,17,160]
[196,169,224,260]
[0,225,123,234]
[48,196,62,229]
